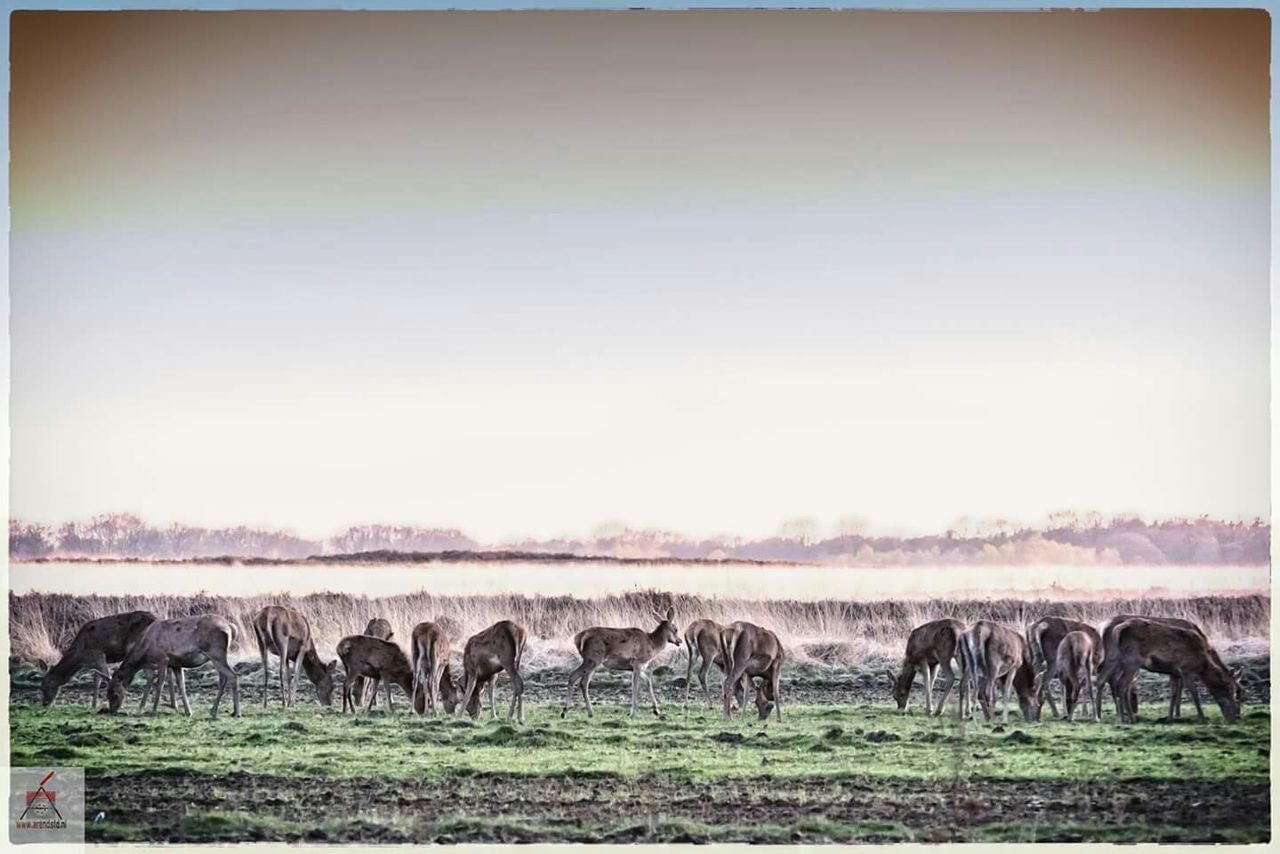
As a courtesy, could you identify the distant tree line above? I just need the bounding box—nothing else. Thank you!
[8,512,1268,565]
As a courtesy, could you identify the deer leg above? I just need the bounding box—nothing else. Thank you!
[254,623,270,708]
[487,678,496,719]
[506,666,524,722]
[365,678,380,712]
[291,637,306,707]
[1001,670,1015,725]
[176,667,192,716]
[385,678,394,714]
[1040,661,1061,719]
[683,644,694,706]
[643,669,661,717]
[277,630,291,708]
[1184,674,1206,723]
[771,666,783,722]
[923,663,937,716]
[563,661,590,717]
[580,664,599,718]
[933,660,956,717]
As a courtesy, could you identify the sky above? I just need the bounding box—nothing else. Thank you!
[9,9,1271,542]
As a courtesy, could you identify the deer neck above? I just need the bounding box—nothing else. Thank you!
[300,648,327,685]
[646,626,668,657]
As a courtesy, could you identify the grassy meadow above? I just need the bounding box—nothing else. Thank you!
[7,588,1271,843]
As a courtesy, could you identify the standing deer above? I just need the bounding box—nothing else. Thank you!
[410,621,458,716]
[683,619,726,707]
[721,621,785,722]
[40,610,157,707]
[337,635,425,714]
[563,608,681,719]
[960,621,1040,724]
[1025,616,1102,719]
[106,615,241,718]
[352,617,395,709]
[1036,630,1098,721]
[1095,618,1240,724]
[461,620,527,723]
[888,618,965,716]
[252,606,337,708]
[1097,614,1240,721]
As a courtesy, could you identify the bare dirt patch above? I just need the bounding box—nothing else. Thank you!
[87,770,1269,843]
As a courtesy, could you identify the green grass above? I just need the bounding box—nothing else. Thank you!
[10,698,1269,784]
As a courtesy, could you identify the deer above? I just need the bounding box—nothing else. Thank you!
[683,619,725,707]
[721,621,785,722]
[351,617,395,709]
[337,634,427,713]
[410,621,459,716]
[887,618,965,716]
[1025,616,1103,719]
[563,608,681,719]
[1034,630,1098,722]
[252,606,337,708]
[1097,614,1240,722]
[1095,617,1241,724]
[40,610,157,707]
[959,620,1040,724]
[461,620,527,723]
[105,615,241,718]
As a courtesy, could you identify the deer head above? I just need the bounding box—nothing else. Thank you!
[653,607,680,647]
[315,660,338,706]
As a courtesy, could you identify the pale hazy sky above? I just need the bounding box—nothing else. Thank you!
[10,10,1270,542]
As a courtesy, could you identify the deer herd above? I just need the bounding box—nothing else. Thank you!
[36,606,1246,728]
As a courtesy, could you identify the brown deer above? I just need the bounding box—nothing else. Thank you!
[410,621,458,716]
[40,610,157,706]
[683,619,725,707]
[461,620,527,723]
[1026,616,1103,719]
[960,621,1040,724]
[352,617,395,709]
[1035,630,1098,722]
[888,618,965,716]
[1095,618,1240,724]
[721,621,784,722]
[106,615,241,718]
[252,606,337,708]
[337,634,425,713]
[1098,614,1240,721]
[563,608,681,719]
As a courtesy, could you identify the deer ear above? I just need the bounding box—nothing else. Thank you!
[665,607,675,622]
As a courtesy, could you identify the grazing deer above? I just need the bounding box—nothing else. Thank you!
[1035,630,1098,722]
[1026,616,1102,719]
[888,618,965,716]
[40,610,157,707]
[460,620,527,723]
[106,615,241,718]
[337,635,425,713]
[721,621,785,722]
[252,606,337,708]
[683,619,726,707]
[1098,614,1239,721]
[960,621,1039,724]
[1095,618,1240,724]
[563,608,681,719]
[352,617,395,709]
[410,621,459,716]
